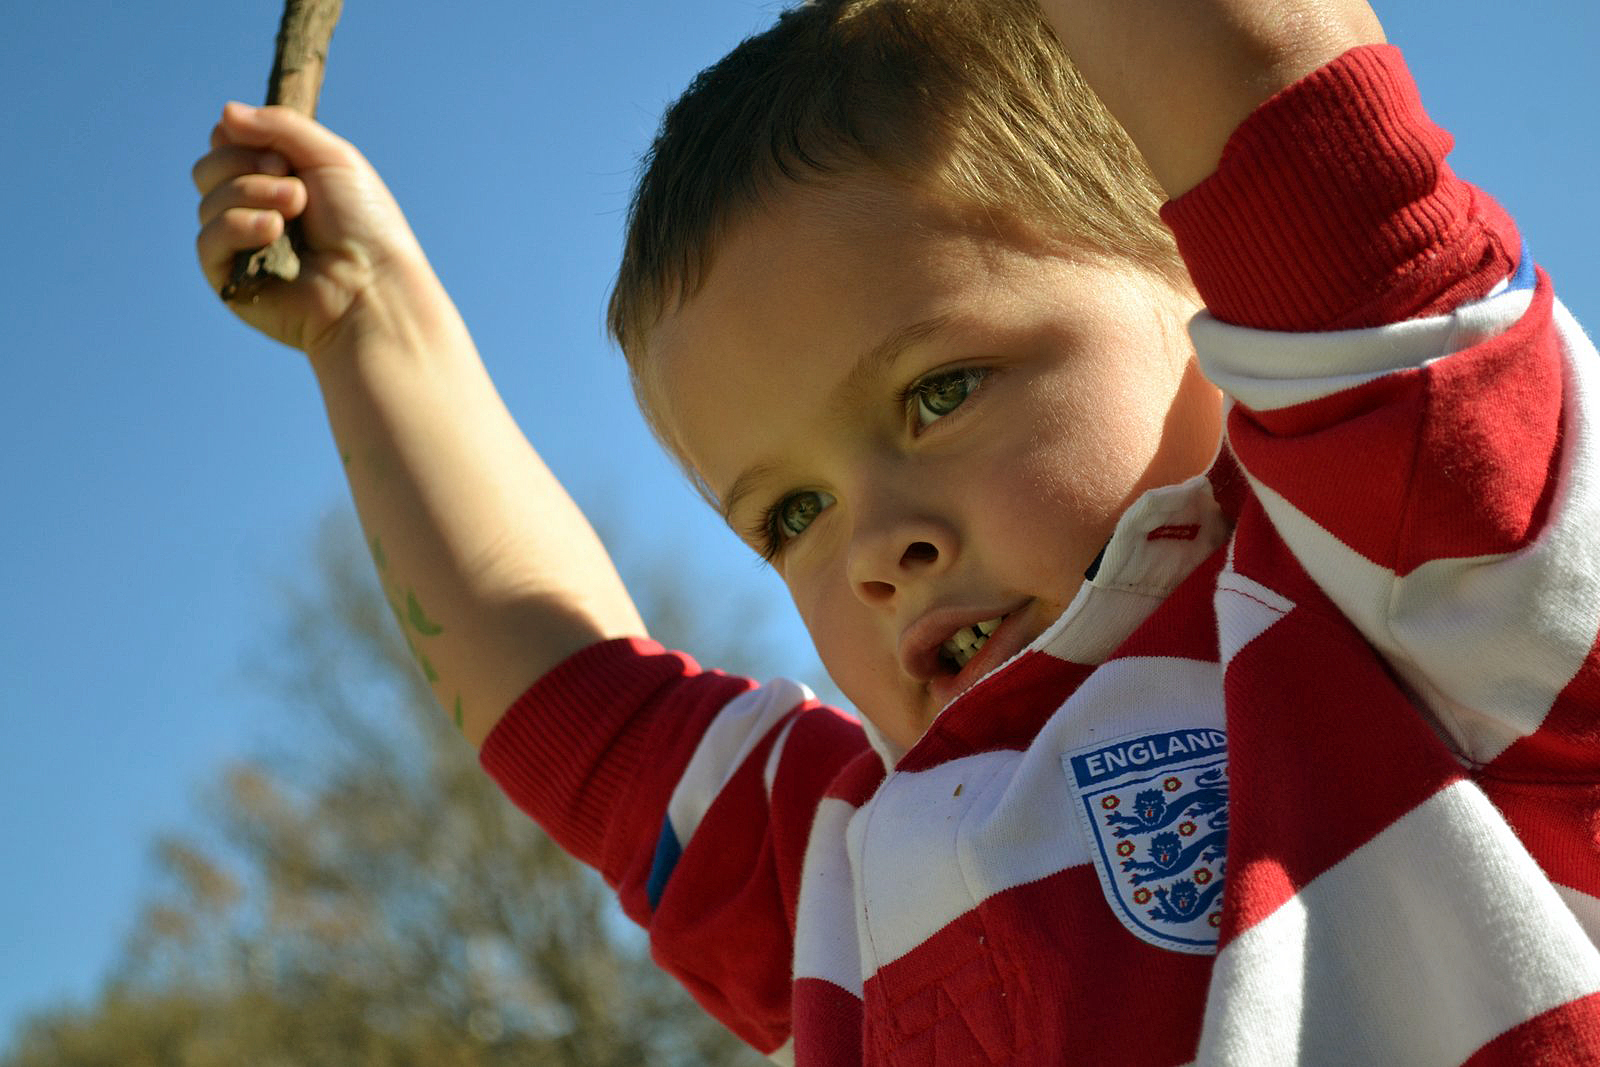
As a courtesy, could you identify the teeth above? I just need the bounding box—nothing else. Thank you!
[939,616,1006,671]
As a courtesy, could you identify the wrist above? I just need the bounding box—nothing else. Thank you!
[1160,45,1518,330]
[1038,0,1386,197]
[303,248,470,378]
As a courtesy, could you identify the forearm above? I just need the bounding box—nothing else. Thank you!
[1037,0,1385,197]
[309,260,645,747]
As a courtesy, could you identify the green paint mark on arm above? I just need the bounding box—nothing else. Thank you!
[341,450,352,467]
[403,630,441,687]
[405,590,443,636]
[381,578,442,686]
[385,587,405,632]
[453,694,464,731]
[404,632,439,684]
[370,536,387,572]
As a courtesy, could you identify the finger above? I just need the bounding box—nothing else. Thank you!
[218,101,361,173]
[196,207,285,291]
[191,144,292,196]
[197,172,305,228]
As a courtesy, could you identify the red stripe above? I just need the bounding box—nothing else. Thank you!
[1110,547,1226,663]
[859,865,1209,1066]
[897,651,1093,772]
[1460,992,1600,1066]
[1477,630,1600,898]
[1206,448,1252,526]
[481,638,752,874]
[1228,369,1419,568]
[1479,778,1600,900]
[1398,275,1563,570]
[1485,632,1600,781]
[1228,276,1561,575]
[647,712,795,1054]
[1219,527,1465,940]
[769,706,872,924]
[828,748,888,807]
[1161,45,1518,331]
[792,977,864,1065]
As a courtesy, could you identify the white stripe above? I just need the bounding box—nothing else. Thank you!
[1213,565,1295,669]
[1028,470,1229,672]
[1082,472,1232,595]
[852,656,1224,971]
[1556,882,1600,947]
[793,796,866,993]
[1244,307,1600,763]
[762,717,800,799]
[1197,781,1600,1066]
[1191,283,1535,412]
[858,711,907,770]
[666,678,810,845]
[851,749,1032,972]
[1386,298,1600,757]
[1034,581,1171,671]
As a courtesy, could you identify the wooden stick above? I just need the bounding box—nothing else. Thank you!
[221,0,345,304]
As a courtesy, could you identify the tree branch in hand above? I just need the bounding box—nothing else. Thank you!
[221,0,345,304]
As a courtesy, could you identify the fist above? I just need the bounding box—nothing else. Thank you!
[192,102,427,357]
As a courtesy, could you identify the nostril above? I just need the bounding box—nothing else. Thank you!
[901,541,938,565]
[860,579,895,601]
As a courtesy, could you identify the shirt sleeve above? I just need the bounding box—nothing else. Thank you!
[479,636,870,1055]
[1161,45,1600,775]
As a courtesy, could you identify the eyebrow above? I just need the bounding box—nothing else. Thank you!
[716,312,959,526]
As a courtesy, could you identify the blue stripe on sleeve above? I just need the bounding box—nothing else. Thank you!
[1508,239,1535,294]
[645,818,683,910]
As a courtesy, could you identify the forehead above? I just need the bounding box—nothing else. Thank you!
[641,176,1039,493]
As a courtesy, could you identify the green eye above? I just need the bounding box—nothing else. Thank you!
[910,368,987,429]
[762,489,835,557]
[778,490,832,537]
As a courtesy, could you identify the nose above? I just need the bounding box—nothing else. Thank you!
[846,499,957,607]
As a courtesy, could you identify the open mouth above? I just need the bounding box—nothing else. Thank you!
[937,615,1006,673]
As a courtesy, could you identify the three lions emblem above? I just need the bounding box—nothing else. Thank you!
[1063,729,1230,954]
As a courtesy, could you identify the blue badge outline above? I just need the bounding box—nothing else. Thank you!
[1062,730,1229,955]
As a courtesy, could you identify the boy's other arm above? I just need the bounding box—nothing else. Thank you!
[194,103,645,747]
[1037,0,1385,198]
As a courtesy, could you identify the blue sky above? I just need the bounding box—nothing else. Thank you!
[2,0,1596,1038]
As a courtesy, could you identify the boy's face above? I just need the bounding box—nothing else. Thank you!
[644,176,1222,751]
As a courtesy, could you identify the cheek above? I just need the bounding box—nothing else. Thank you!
[785,567,874,683]
[1025,361,1179,506]
[987,452,1104,585]
[973,386,1158,580]
[1013,400,1131,526]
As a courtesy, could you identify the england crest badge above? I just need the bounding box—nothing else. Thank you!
[1062,729,1230,954]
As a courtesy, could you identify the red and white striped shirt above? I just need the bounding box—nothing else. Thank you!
[483,46,1600,1064]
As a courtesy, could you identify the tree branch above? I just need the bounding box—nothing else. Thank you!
[221,0,345,304]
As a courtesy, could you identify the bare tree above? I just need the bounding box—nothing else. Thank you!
[3,512,796,1066]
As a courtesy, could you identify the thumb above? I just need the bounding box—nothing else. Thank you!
[218,101,361,173]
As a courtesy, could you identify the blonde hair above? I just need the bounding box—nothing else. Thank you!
[608,0,1180,410]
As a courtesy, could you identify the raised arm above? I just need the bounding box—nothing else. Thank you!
[1036,0,1600,789]
[1037,0,1386,197]
[193,103,645,746]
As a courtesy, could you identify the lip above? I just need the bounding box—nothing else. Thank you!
[899,600,1033,707]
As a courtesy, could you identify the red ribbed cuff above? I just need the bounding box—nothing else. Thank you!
[479,636,681,869]
[1161,44,1519,331]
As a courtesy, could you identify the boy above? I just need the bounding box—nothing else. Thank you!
[192,0,1600,1062]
